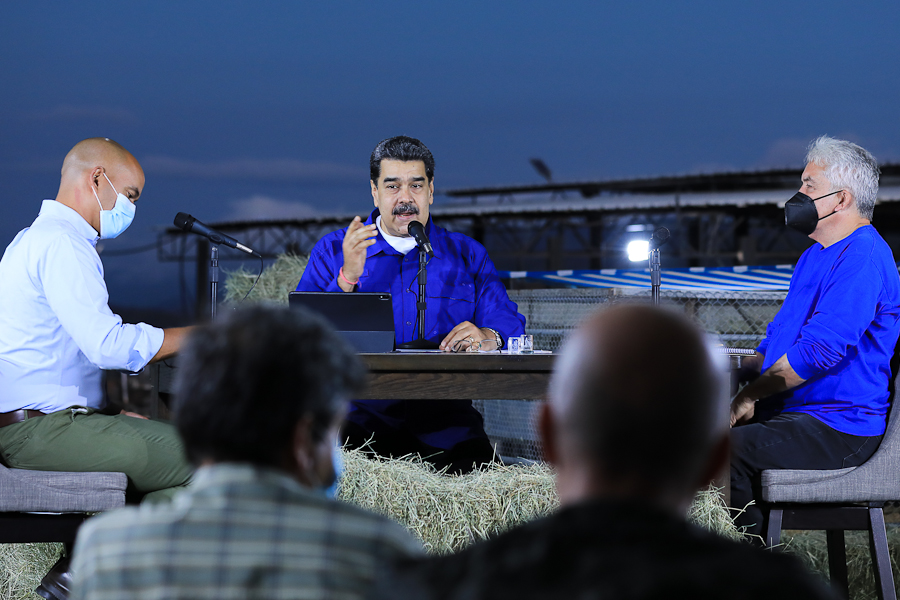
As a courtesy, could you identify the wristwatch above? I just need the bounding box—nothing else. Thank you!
[483,327,503,350]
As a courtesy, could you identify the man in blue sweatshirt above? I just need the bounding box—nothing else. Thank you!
[730,136,900,535]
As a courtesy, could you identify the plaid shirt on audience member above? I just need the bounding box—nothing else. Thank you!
[71,463,423,600]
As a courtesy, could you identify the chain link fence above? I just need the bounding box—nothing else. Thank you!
[478,288,788,462]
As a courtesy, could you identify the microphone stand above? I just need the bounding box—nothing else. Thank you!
[647,226,670,307]
[650,246,661,306]
[209,244,219,319]
[396,247,439,350]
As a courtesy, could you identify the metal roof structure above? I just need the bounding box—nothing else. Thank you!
[442,164,900,202]
[159,164,900,258]
[154,164,900,315]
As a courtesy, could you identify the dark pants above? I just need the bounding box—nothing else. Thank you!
[731,412,882,536]
[342,400,496,475]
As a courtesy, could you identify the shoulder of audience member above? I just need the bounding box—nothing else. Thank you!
[74,503,169,544]
[370,508,546,600]
[372,504,839,600]
[73,497,424,571]
[677,523,840,600]
[329,498,424,555]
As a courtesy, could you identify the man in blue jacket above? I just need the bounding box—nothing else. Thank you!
[730,136,900,535]
[297,136,526,473]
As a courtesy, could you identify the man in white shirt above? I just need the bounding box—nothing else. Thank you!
[0,138,192,502]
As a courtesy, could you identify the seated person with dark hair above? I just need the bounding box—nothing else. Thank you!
[298,135,526,474]
[71,306,422,600]
[376,305,837,600]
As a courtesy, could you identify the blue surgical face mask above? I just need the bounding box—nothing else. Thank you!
[322,441,343,500]
[91,172,136,239]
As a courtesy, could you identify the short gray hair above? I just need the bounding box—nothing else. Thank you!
[806,136,880,220]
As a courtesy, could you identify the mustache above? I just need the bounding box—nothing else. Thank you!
[392,203,419,216]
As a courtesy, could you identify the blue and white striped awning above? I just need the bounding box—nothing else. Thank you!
[500,265,795,291]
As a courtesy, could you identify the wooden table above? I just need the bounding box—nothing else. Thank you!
[358,352,555,400]
[150,350,734,501]
[151,350,744,402]
[149,352,556,416]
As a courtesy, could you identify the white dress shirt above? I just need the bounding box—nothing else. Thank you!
[0,200,164,412]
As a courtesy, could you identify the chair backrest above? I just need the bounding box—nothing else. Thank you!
[846,343,900,499]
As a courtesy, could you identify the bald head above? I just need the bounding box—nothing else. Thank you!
[545,304,727,508]
[55,138,144,234]
[61,138,141,183]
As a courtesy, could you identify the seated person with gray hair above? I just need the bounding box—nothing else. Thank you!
[730,136,900,536]
[376,305,837,599]
[70,306,422,600]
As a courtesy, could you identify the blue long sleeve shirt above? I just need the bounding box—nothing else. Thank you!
[297,210,526,346]
[756,225,900,436]
[297,210,526,450]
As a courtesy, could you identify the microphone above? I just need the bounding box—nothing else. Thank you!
[173,212,260,257]
[649,227,670,250]
[407,221,434,258]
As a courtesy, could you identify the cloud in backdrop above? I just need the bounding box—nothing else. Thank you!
[221,195,320,222]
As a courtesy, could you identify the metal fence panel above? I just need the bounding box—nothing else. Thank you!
[478,288,787,461]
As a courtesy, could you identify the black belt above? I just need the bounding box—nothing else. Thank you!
[0,409,46,428]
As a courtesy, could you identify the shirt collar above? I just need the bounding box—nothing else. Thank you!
[189,462,313,498]
[39,199,100,247]
[364,208,442,259]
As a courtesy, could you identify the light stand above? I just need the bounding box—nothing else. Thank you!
[396,247,439,350]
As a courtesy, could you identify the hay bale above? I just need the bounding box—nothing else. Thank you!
[687,486,746,542]
[337,448,742,553]
[0,543,61,600]
[338,448,558,554]
[782,529,900,599]
[223,254,308,305]
[337,450,900,595]
[7,454,896,599]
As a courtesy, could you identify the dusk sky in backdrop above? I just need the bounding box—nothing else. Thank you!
[2,1,899,316]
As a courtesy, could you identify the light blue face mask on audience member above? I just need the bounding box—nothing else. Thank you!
[322,440,343,499]
[91,172,136,239]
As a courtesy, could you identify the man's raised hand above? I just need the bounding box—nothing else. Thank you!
[340,216,377,292]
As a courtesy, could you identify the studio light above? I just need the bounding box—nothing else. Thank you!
[627,240,649,262]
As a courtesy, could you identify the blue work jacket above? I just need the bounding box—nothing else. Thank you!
[297,209,526,346]
[296,209,526,451]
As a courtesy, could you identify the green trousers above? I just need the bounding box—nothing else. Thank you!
[0,407,192,503]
